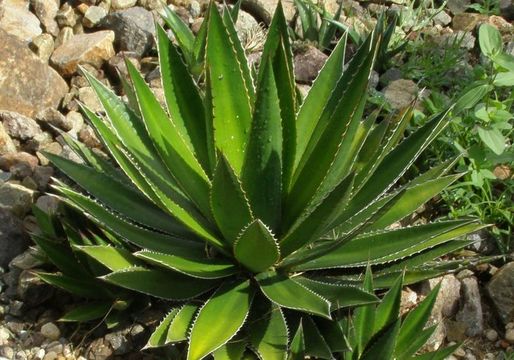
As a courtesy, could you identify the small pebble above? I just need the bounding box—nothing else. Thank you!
[453,346,466,357]
[40,323,60,341]
[485,329,498,342]
[506,328,514,344]
[506,322,514,330]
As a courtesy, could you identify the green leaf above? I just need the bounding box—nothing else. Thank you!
[60,302,112,322]
[210,156,253,244]
[396,283,441,358]
[248,301,288,360]
[188,280,254,360]
[295,35,346,171]
[167,303,199,343]
[295,220,480,270]
[256,271,331,319]
[102,267,218,300]
[156,25,213,173]
[302,316,332,359]
[294,277,379,311]
[161,5,195,59]
[234,220,280,273]
[206,5,253,174]
[242,61,282,231]
[147,309,180,348]
[212,339,247,360]
[454,84,491,113]
[78,245,142,271]
[373,275,403,334]
[314,317,349,352]
[493,71,514,86]
[479,24,503,57]
[477,126,506,155]
[135,250,238,279]
[412,344,460,360]
[125,60,212,217]
[288,321,305,360]
[359,319,400,360]
[37,273,111,299]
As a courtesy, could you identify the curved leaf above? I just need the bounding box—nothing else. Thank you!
[147,309,180,348]
[167,303,199,343]
[248,301,288,360]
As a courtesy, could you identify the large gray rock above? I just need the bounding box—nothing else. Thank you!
[0,182,35,217]
[0,111,42,141]
[0,30,68,118]
[100,7,155,56]
[51,30,115,76]
[30,0,59,36]
[0,208,30,268]
[0,0,42,42]
[456,276,483,337]
[488,262,514,324]
[383,79,419,110]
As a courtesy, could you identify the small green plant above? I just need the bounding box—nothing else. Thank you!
[37,4,483,359]
[467,0,500,15]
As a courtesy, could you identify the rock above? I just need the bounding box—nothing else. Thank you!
[78,125,102,149]
[36,108,73,132]
[0,30,68,118]
[0,111,42,141]
[0,123,16,156]
[294,45,328,84]
[433,10,452,26]
[447,0,471,15]
[51,30,115,76]
[138,0,166,10]
[112,0,137,10]
[65,111,85,136]
[17,270,54,307]
[456,276,483,337]
[0,0,42,42]
[40,323,60,341]
[488,15,514,36]
[0,182,35,217]
[100,7,155,56]
[56,2,77,28]
[485,329,498,341]
[452,13,488,32]
[9,247,44,270]
[105,331,130,355]
[86,338,113,359]
[235,10,260,45]
[487,262,514,324]
[247,0,296,24]
[33,166,53,191]
[501,0,514,21]
[30,0,59,36]
[0,208,30,268]
[0,152,38,173]
[507,329,514,344]
[189,0,201,18]
[29,34,55,62]
[78,87,103,113]
[379,67,402,87]
[83,6,108,28]
[35,195,59,214]
[383,79,418,110]
[55,26,74,48]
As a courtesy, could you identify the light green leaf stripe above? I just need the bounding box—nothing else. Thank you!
[147,309,180,348]
[78,245,142,271]
[135,250,238,279]
[188,280,254,360]
[167,303,199,343]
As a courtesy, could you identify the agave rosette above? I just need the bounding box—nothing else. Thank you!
[39,3,483,359]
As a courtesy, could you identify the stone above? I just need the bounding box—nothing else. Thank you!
[36,108,73,132]
[0,30,68,118]
[485,329,498,341]
[0,123,16,155]
[30,0,59,36]
[0,208,30,268]
[79,125,102,149]
[501,0,514,21]
[33,166,54,191]
[66,111,85,136]
[138,0,166,10]
[0,0,42,42]
[383,79,418,110]
[235,10,260,45]
[433,10,452,26]
[17,270,54,307]
[112,0,137,10]
[488,15,514,36]
[9,247,44,270]
[447,0,471,15]
[0,152,38,173]
[51,30,115,76]
[0,111,42,141]
[35,195,59,214]
[507,329,514,343]
[452,13,488,32]
[40,323,60,341]
[29,34,55,62]
[78,87,103,113]
[0,182,35,217]
[86,338,113,359]
[456,276,483,337]
[294,45,328,84]
[100,7,155,56]
[56,3,77,28]
[487,262,514,324]
[246,0,296,24]
[379,67,402,87]
[189,0,201,18]
[83,6,108,28]
[105,331,130,355]
[55,26,74,48]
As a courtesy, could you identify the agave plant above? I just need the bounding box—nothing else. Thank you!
[38,3,484,359]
